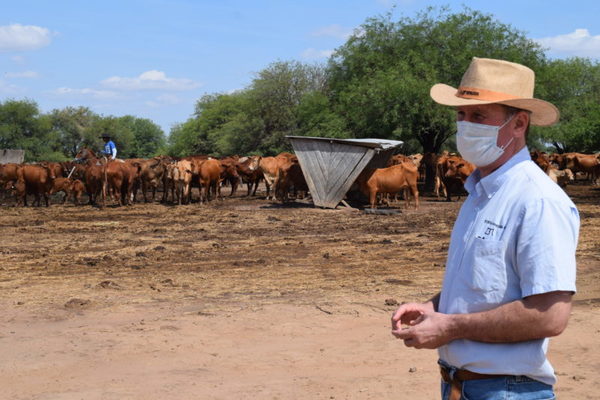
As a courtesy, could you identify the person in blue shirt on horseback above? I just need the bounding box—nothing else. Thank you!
[100,133,117,160]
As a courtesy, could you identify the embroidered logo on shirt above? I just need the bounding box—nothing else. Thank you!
[476,220,505,240]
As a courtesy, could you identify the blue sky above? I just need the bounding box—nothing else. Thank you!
[2,0,599,135]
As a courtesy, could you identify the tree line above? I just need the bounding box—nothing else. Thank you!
[2,7,600,162]
[0,100,166,162]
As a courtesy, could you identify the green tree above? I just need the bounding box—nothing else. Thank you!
[296,91,349,139]
[170,61,329,157]
[327,7,548,190]
[535,58,600,152]
[117,116,166,158]
[248,61,328,154]
[0,99,62,161]
[168,117,215,157]
[196,92,254,156]
[49,106,97,157]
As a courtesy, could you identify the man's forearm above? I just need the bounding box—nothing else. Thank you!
[447,291,572,343]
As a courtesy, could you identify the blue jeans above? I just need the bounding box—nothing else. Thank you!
[441,375,555,400]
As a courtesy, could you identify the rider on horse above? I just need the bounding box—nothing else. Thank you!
[100,133,117,161]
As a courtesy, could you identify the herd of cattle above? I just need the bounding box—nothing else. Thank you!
[0,148,598,209]
[426,150,599,201]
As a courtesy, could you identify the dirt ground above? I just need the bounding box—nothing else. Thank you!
[0,183,599,400]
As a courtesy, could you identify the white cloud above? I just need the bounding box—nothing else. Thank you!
[4,70,38,79]
[52,87,119,100]
[311,24,353,40]
[0,24,53,52]
[536,29,600,58]
[101,70,202,91]
[301,48,334,60]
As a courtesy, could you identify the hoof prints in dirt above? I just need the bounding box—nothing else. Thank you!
[64,298,91,309]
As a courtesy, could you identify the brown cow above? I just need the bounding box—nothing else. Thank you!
[137,156,169,202]
[236,156,263,196]
[567,153,599,184]
[0,163,20,191]
[441,155,474,201]
[182,155,210,201]
[15,164,57,206]
[258,153,297,200]
[191,158,222,203]
[83,159,106,207]
[388,154,411,166]
[161,161,178,203]
[219,157,241,197]
[75,147,109,207]
[106,160,140,206]
[274,159,308,202]
[434,153,450,199]
[174,160,193,204]
[421,151,455,199]
[408,153,425,180]
[531,150,551,173]
[357,162,419,209]
[40,162,66,179]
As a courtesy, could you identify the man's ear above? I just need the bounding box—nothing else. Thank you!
[513,111,530,138]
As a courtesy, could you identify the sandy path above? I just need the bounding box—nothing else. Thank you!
[1,296,598,400]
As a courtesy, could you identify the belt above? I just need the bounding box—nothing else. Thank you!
[440,365,512,400]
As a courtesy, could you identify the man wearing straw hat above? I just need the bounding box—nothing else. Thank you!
[391,58,579,399]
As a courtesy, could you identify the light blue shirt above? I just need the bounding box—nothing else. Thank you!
[437,147,579,385]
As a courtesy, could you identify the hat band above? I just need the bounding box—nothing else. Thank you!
[456,86,522,102]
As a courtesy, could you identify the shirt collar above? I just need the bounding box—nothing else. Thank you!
[465,147,531,198]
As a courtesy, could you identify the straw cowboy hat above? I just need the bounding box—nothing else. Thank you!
[430,57,559,126]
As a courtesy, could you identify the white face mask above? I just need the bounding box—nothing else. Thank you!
[456,116,515,167]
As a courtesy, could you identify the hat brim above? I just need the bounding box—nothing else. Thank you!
[430,84,559,126]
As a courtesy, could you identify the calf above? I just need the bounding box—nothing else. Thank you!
[0,163,20,200]
[49,177,85,205]
[547,168,574,188]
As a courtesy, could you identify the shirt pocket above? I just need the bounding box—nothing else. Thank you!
[468,238,507,294]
